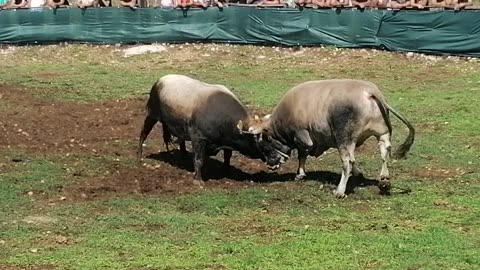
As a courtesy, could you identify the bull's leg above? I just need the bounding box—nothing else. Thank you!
[352,162,364,177]
[334,143,356,198]
[295,149,308,181]
[192,139,207,180]
[137,115,157,161]
[179,141,187,153]
[223,149,232,168]
[162,125,172,152]
[378,133,392,194]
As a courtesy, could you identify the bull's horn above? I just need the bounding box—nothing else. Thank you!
[237,120,244,131]
[254,114,260,121]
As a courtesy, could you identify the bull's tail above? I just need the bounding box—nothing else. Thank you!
[384,103,415,159]
[146,81,162,119]
[137,82,162,162]
[372,95,415,159]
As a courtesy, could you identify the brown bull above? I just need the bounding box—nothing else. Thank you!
[240,79,415,198]
[138,74,263,180]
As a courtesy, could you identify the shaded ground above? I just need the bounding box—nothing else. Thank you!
[1,85,382,203]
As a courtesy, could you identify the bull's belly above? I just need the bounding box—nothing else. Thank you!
[309,132,335,157]
[162,118,190,141]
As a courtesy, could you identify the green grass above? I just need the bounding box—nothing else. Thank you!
[1,44,480,269]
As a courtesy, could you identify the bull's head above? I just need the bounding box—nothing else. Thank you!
[237,114,291,170]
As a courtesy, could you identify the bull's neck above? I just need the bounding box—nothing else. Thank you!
[270,120,294,152]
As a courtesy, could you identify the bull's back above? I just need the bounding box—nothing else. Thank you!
[271,79,387,149]
[273,79,382,125]
[148,75,240,138]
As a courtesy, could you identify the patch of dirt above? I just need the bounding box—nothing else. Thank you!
[413,167,467,179]
[0,85,145,157]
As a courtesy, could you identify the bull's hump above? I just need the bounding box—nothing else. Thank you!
[158,75,242,118]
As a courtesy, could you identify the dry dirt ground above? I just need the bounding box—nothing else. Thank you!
[2,85,353,202]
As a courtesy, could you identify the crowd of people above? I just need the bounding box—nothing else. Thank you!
[0,0,473,10]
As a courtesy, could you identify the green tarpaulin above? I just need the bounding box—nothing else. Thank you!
[0,7,479,56]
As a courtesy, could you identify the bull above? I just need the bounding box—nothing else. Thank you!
[239,79,415,198]
[137,74,263,180]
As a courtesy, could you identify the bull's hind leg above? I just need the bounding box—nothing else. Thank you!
[334,143,356,198]
[137,116,157,161]
[191,139,207,180]
[377,133,392,194]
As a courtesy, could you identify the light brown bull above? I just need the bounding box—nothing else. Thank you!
[240,79,415,198]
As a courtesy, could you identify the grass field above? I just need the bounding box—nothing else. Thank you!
[0,44,479,270]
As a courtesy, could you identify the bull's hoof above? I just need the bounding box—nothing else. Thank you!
[378,179,392,195]
[294,173,306,181]
[192,180,205,189]
[333,190,347,199]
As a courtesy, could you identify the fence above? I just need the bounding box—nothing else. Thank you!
[1,7,479,56]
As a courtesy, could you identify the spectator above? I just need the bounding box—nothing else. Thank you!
[29,0,47,6]
[372,0,387,7]
[450,0,471,8]
[211,0,226,7]
[257,0,287,6]
[294,0,309,7]
[429,0,450,7]
[98,0,111,6]
[8,0,28,7]
[120,0,137,8]
[330,0,348,6]
[310,0,327,7]
[159,0,176,7]
[76,0,97,8]
[410,0,426,8]
[178,0,208,8]
[48,0,69,8]
[177,0,186,6]
[190,0,209,7]
[351,0,372,8]
[387,0,410,7]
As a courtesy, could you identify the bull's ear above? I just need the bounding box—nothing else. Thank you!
[237,120,244,131]
[263,114,271,121]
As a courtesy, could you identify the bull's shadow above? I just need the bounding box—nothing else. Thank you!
[146,150,252,181]
[146,150,381,195]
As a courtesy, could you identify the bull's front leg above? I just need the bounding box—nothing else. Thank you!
[295,149,308,181]
[223,149,232,169]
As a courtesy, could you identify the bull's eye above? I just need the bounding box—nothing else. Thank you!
[248,127,254,132]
